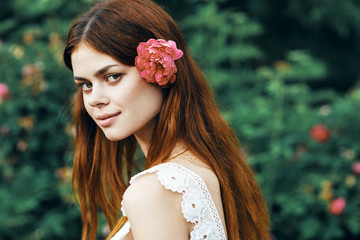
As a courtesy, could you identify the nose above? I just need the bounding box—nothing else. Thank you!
[86,85,110,107]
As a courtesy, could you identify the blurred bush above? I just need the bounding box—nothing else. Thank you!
[1,0,359,239]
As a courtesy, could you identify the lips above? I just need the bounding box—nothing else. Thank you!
[96,112,121,127]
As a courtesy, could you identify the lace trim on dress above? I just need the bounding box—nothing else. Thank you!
[120,162,226,240]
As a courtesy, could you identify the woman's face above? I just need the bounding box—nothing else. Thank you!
[71,43,163,141]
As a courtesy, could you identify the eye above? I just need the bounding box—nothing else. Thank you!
[79,82,93,91]
[106,73,123,83]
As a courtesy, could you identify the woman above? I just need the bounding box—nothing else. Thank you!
[63,0,270,239]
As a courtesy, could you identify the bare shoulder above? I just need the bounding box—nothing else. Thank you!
[122,172,190,239]
[123,172,164,203]
[122,172,181,214]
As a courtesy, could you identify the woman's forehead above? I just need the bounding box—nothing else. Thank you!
[71,43,122,75]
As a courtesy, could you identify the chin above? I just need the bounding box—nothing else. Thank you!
[102,130,130,142]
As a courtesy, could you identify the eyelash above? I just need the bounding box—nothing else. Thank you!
[77,73,123,92]
[78,82,92,92]
[106,73,123,83]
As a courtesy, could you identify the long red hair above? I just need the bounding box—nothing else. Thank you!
[63,0,270,239]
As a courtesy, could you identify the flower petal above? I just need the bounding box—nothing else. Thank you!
[135,38,183,87]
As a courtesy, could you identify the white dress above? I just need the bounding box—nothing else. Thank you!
[110,162,227,240]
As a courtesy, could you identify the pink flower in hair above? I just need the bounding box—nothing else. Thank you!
[135,39,183,86]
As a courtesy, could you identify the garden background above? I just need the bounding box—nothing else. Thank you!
[0,0,360,239]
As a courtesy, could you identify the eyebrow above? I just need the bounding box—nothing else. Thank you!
[74,64,119,81]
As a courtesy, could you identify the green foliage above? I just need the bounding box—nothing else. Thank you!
[288,0,360,38]
[1,0,360,239]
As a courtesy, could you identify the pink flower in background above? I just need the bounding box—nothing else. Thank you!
[310,124,331,143]
[0,83,10,102]
[0,125,11,137]
[55,167,72,182]
[135,39,183,86]
[329,197,346,216]
[352,162,360,174]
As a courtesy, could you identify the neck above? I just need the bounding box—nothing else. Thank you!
[134,118,157,157]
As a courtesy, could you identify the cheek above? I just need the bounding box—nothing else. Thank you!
[82,96,94,118]
[123,72,163,113]
[135,84,163,114]
[76,90,94,118]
